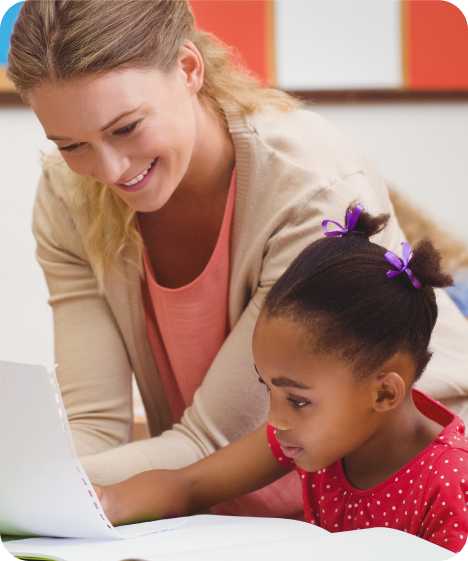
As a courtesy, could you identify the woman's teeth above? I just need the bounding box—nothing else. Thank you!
[123,159,155,187]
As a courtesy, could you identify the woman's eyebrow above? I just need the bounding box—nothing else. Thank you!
[99,105,144,131]
[47,105,144,141]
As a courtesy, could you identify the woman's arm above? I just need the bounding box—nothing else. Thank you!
[33,168,134,456]
[98,425,288,525]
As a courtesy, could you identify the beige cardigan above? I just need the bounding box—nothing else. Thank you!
[33,107,468,485]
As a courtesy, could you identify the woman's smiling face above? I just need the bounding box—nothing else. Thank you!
[252,313,378,472]
[28,50,202,213]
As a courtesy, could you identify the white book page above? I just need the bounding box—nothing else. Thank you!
[6,515,324,560]
[0,534,15,561]
[6,515,454,561]
[0,361,184,539]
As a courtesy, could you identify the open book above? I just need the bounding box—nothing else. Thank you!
[0,362,457,560]
[3,514,455,561]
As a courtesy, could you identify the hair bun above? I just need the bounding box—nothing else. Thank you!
[349,203,389,238]
[410,239,453,289]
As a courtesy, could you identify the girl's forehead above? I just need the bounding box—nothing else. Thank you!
[254,315,351,378]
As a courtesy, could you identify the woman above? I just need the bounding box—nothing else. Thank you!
[7,0,468,518]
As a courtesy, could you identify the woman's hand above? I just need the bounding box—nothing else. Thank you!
[93,469,189,526]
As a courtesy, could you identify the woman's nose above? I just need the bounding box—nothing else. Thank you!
[90,147,129,185]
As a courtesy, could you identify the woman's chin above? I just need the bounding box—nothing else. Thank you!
[122,184,172,214]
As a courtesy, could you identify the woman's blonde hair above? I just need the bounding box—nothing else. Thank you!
[8,0,299,283]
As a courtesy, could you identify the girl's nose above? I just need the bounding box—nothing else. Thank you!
[268,408,290,432]
[268,418,290,432]
[268,392,290,431]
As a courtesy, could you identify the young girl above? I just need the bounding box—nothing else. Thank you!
[97,204,468,552]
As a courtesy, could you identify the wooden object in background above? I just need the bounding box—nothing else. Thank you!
[0,67,14,91]
[132,416,150,442]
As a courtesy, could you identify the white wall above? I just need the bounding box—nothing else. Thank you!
[1,101,467,368]
[312,101,468,242]
[1,107,53,366]
[276,0,402,90]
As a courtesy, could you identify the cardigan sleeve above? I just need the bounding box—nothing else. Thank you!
[32,170,134,456]
[80,282,272,482]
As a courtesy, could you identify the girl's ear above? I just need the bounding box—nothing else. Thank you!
[372,371,407,413]
[177,40,204,94]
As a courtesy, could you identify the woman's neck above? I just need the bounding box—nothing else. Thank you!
[342,393,442,489]
[175,98,235,202]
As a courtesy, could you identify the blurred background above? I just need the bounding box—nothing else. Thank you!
[0,1,467,389]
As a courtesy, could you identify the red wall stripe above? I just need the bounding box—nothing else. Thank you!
[189,0,272,84]
[405,0,468,90]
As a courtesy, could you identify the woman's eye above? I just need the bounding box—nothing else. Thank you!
[59,143,83,152]
[57,120,141,152]
[114,121,139,136]
[287,397,311,409]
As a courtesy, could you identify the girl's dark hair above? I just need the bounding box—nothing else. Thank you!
[264,204,453,381]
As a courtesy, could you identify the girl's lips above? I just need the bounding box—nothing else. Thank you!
[279,444,304,460]
[116,158,158,193]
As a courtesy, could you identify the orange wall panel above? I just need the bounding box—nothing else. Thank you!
[189,0,273,84]
[404,0,468,90]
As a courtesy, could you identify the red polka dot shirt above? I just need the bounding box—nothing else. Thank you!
[267,390,468,552]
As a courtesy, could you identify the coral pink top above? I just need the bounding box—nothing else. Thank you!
[268,389,468,552]
[143,172,237,422]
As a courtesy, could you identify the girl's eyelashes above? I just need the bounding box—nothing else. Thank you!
[58,119,142,152]
[287,396,311,409]
[254,365,311,407]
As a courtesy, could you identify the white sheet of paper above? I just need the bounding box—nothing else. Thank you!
[0,361,184,539]
[6,514,454,561]
[6,515,322,560]
[0,534,15,561]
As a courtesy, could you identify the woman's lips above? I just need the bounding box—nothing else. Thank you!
[116,158,158,193]
[279,444,304,460]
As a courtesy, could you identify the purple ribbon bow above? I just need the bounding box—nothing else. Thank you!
[322,204,364,237]
[384,242,422,289]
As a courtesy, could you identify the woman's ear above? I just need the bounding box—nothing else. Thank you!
[177,40,204,94]
[372,371,407,413]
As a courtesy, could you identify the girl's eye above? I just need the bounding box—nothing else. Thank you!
[287,397,311,409]
[114,120,140,136]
